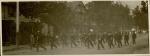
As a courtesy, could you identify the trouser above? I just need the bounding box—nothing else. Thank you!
[97,40,104,50]
[117,41,122,48]
[50,42,57,49]
[87,40,94,48]
[114,40,117,45]
[30,36,46,51]
[132,39,136,45]
[108,41,114,48]
[71,41,77,47]
[80,40,84,47]
[35,43,47,52]
[30,34,35,50]
[30,43,36,50]
[124,39,129,45]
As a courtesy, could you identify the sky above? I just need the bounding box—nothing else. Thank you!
[82,1,141,10]
[121,1,141,10]
[120,1,141,15]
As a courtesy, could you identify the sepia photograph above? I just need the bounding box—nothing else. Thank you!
[1,1,149,55]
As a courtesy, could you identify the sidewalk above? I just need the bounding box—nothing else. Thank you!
[2,45,29,52]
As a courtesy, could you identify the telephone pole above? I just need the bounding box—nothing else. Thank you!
[16,2,19,47]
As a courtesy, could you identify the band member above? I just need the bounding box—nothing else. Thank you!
[132,31,137,45]
[97,34,105,50]
[70,35,78,48]
[34,19,47,52]
[107,33,114,48]
[124,32,129,46]
[116,32,123,48]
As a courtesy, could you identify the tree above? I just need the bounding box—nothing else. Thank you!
[86,1,131,32]
[19,2,71,34]
[132,1,148,30]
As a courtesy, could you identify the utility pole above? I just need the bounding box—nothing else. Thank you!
[16,2,19,47]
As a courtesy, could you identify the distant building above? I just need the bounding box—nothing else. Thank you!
[2,2,16,20]
[2,2,36,45]
[2,2,16,45]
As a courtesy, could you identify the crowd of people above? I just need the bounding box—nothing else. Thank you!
[29,19,137,52]
[79,31,137,50]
